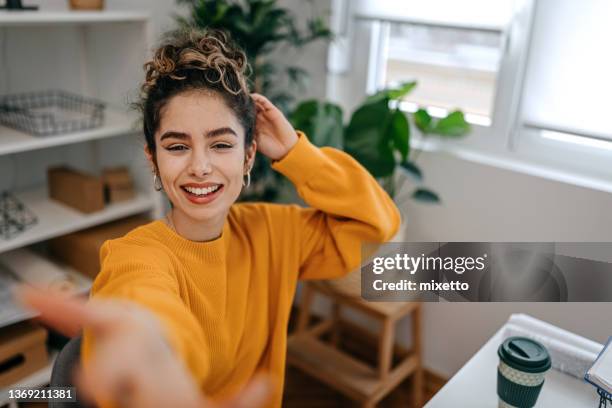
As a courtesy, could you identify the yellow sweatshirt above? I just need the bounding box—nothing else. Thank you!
[82,132,401,407]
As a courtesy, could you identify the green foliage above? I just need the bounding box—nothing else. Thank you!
[400,160,422,182]
[366,81,417,104]
[344,100,396,178]
[289,101,343,149]
[414,108,470,137]
[412,188,440,203]
[175,0,331,107]
[290,81,472,204]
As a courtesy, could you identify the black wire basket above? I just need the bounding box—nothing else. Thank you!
[0,190,37,240]
[0,90,106,136]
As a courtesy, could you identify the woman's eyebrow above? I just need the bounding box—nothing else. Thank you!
[159,127,237,141]
[160,131,190,141]
[206,127,238,138]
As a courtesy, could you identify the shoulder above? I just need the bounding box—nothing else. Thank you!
[99,220,174,266]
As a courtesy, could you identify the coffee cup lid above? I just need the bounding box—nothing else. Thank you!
[498,337,551,373]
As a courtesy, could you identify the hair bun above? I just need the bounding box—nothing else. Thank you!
[142,28,250,96]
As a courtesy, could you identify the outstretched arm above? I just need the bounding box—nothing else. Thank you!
[17,287,271,408]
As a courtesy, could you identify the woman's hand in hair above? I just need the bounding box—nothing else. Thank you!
[251,93,299,161]
[16,286,271,408]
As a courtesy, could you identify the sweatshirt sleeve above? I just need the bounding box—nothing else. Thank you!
[81,240,210,401]
[271,131,401,280]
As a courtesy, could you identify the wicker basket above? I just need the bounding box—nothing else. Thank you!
[0,90,105,136]
[69,0,104,10]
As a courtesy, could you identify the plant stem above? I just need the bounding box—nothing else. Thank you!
[410,131,426,163]
[411,147,422,163]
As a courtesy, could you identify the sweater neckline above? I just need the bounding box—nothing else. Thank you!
[150,216,231,263]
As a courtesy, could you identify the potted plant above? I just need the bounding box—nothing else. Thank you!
[289,82,470,296]
[289,81,471,204]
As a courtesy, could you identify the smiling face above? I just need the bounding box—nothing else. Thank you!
[146,91,256,226]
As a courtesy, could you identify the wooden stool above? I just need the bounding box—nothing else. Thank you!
[287,280,423,408]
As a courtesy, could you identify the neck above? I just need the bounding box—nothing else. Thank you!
[167,208,226,242]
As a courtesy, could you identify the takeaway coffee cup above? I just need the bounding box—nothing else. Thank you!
[497,337,551,408]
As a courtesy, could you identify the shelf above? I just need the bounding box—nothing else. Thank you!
[0,187,154,254]
[0,10,149,27]
[288,333,420,404]
[0,351,58,405]
[0,265,92,330]
[288,334,381,400]
[0,108,139,156]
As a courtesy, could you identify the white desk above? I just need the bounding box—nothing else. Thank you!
[426,327,600,407]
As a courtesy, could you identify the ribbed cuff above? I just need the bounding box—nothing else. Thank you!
[271,131,328,188]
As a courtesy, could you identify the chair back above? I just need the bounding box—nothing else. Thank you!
[49,335,91,408]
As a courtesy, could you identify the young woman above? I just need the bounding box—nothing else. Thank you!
[21,28,400,408]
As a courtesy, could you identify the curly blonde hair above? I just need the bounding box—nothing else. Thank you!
[135,28,255,160]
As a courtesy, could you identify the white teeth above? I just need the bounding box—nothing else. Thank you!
[184,185,220,196]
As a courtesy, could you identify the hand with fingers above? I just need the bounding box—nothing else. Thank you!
[251,93,299,161]
[16,287,271,408]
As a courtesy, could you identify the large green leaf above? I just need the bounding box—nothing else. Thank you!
[289,100,343,148]
[344,100,396,177]
[400,161,423,182]
[414,108,433,134]
[389,109,410,162]
[432,111,471,137]
[387,81,417,100]
[412,188,441,203]
[366,81,417,104]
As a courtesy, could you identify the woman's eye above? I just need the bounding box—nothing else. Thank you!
[167,145,188,151]
[213,143,233,150]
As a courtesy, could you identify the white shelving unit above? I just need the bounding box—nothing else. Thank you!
[0,10,149,26]
[0,108,138,156]
[0,10,158,404]
[0,187,153,254]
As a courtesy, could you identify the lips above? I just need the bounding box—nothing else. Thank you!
[182,182,221,188]
[180,183,224,204]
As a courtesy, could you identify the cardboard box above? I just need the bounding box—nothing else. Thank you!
[103,167,135,203]
[0,321,48,387]
[49,215,150,279]
[48,166,105,213]
[70,0,104,10]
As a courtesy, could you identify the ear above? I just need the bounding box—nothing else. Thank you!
[144,145,157,174]
[245,140,257,172]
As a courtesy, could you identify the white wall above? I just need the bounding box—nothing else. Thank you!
[275,0,331,102]
[403,152,612,376]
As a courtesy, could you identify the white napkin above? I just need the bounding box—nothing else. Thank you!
[502,314,604,379]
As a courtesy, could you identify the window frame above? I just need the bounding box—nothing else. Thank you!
[327,0,612,193]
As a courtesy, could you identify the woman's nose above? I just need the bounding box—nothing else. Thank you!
[188,150,213,176]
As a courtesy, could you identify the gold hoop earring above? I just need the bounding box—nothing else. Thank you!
[242,171,251,188]
[153,173,163,191]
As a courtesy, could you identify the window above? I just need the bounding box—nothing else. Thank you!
[517,0,612,148]
[328,0,612,191]
[383,23,502,125]
[360,0,516,126]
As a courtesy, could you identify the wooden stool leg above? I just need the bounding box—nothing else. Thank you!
[411,304,424,407]
[361,399,376,408]
[296,282,316,333]
[330,302,341,348]
[378,317,395,380]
